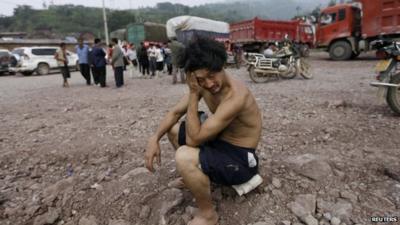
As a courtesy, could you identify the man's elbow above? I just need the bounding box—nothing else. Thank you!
[185,135,201,147]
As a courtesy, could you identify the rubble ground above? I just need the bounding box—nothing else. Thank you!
[0,52,399,225]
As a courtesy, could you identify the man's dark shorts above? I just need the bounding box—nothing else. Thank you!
[178,121,259,186]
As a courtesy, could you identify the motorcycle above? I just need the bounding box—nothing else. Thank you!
[244,36,312,83]
[370,40,400,115]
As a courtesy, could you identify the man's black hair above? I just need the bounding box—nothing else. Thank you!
[178,37,227,73]
[94,38,101,44]
[111,38,118,44]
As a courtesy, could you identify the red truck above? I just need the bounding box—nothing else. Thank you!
[230,17,314,54]
[316,0,400,60]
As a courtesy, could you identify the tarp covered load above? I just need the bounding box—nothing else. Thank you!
[166,16,230,45]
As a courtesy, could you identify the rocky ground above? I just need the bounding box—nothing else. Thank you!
[0,52,399,225]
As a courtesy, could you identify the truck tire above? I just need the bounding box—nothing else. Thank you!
[386,73,400,115]
[329,41,352,60]
[351,51,360,59]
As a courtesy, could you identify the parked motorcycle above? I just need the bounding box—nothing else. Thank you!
[370,40,400,115]
[244,36,312,83]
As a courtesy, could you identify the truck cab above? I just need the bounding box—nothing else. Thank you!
[316,3,362,60]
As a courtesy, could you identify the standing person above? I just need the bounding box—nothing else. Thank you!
[75,38,91,85]
[127,43,138,78]
[110,38,125,88]
[148,44,157,78]
[138,42,149,78]
[164,44,173,75]
[155,44,164,78]
[54,42,70,88]
[168,39,186,84]
[92,38,108,88]
[144,37,262,225]
[88,46,98,85]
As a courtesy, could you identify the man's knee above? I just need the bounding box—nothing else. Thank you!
[175,145,199,169]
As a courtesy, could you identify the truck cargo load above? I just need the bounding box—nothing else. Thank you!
[166,16,230,45]
[316,0,400,60]
[230,17,314,53]
[126,22,168,47]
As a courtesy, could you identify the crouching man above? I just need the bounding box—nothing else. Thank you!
[144,37,262,225]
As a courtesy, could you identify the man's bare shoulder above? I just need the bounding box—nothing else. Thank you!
[229,77,251,100]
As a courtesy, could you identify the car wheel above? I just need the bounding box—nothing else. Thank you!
[37,63,50,75]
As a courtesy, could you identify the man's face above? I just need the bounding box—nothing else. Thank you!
[78,39,83,46]
[193,69,224,95]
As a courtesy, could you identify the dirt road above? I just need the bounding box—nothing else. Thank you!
[1,52,399,225]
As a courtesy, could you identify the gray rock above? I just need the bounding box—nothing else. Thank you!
[302,214,318,225]
[286,154,332,181]
[121,167,151,181]
[339,191,358,203]
[108,219,129,225]
[253,222,275,225]
[288,201,308,218]
[139,205,151,219]
[331,200,352,221]
[330,217,340,225]
[159,188,184,225]
[33,208,60,225]
[79,216,98,225]
[323,212,332,221]
[272,178,282,189]
[278,221,291,225]
[296,194,316,214]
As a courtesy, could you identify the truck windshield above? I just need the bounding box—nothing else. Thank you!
[320,12,337,25]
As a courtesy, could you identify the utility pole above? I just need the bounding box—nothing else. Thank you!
[102,0,109,45]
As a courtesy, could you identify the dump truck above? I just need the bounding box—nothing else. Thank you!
[229,17,315,54]
[316,0,400,60]
[166,16,230,45]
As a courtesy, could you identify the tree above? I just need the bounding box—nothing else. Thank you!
[328,0,337,6]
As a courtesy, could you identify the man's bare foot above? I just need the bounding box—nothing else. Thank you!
[168,177,186,189]
[188,209,218,225]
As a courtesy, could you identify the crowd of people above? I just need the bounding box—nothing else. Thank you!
[55,37,186,88]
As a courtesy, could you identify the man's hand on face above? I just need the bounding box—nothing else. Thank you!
[144,136,161,172]
[187,72,201,95]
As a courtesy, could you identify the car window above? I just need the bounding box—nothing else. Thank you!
[12,49,24,56]
[32,48,57,56]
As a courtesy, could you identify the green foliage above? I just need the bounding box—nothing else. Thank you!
[0,1,322,38]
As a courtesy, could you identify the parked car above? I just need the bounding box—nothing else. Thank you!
[9,46,79,76]
[0,49,13,75]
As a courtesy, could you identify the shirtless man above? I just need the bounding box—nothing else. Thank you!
[145,37,262,225]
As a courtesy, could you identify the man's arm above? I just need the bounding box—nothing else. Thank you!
[145,93,191,172]
[186,94,244,146]
[151,94,190,141]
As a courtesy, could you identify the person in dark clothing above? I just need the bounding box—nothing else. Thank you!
[91,38,108,87]
[138,42,149,78]
[76,38,91,85]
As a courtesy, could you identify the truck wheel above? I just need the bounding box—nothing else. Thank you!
[351,51,360,59]
[37,63,50,75]
[386,73,400,115]
[329,41,352,60]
